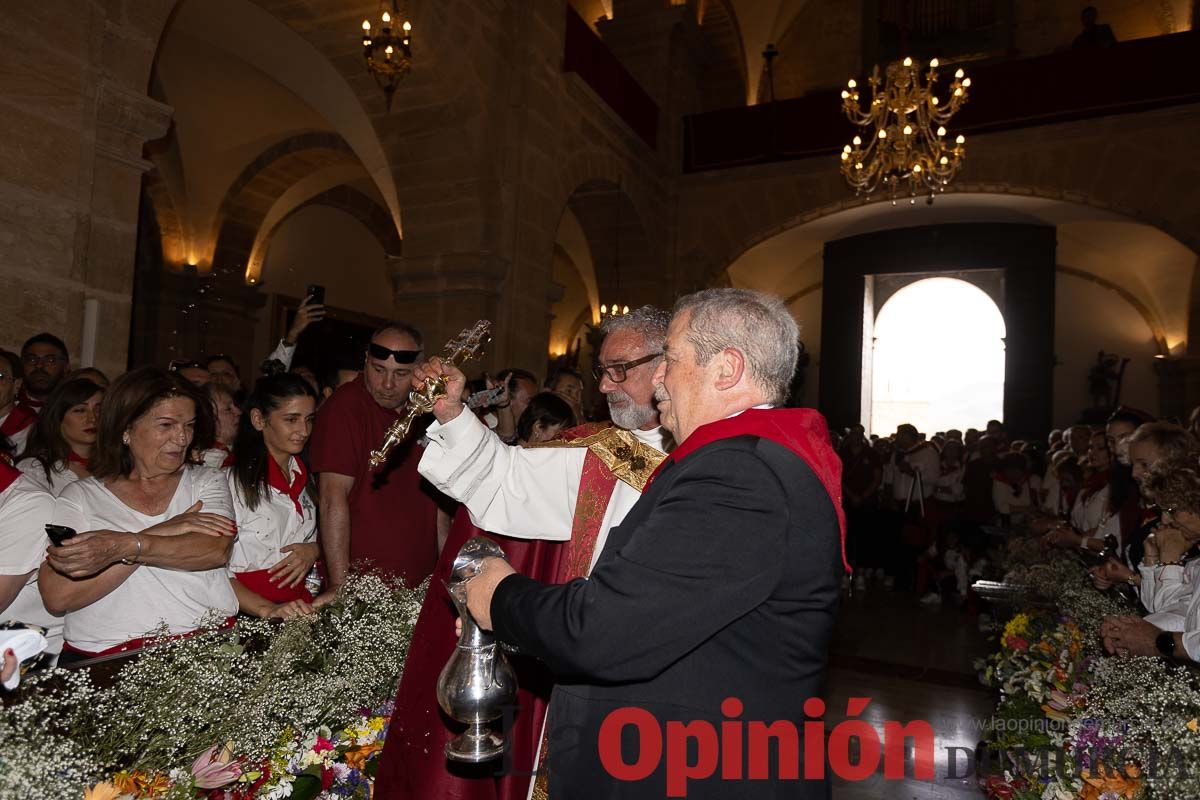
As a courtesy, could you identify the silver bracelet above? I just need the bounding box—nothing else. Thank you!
[121,532,143,565]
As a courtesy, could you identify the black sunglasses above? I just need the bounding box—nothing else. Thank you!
[368,343,421,364]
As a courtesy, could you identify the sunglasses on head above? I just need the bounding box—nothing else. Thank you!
[368,343,420,364]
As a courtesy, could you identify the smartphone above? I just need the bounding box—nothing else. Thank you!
[305,284,326,306]
[466,386,505,409]
[45,524,77,547]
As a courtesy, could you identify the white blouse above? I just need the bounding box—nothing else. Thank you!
[51,465,239,653]
[0,473,60,653]
[226,459,317,574]
[17,457,80,497]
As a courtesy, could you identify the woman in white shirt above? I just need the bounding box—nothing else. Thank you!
[0,460,59,654]
[227,374,320,619]
[37,367,237,664]
[17,377,104,495]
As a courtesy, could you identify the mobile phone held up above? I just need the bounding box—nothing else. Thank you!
[305,284,326,306]
[45,524,77,547]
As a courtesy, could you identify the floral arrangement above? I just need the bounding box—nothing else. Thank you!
[976,536,1200,800]
[0,572,425,799]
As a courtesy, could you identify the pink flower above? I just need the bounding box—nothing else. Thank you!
[191,744,243,789]
[313,737,335,754]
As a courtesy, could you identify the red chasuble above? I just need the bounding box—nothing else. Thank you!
[374,423,622,800]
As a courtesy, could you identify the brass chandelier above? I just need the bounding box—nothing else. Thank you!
[839,57,971,204]
[361,1,413,111]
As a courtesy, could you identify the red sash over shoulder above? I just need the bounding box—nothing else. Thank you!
[648,408,849,573]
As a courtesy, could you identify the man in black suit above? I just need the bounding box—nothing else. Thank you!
[420,288,846,799]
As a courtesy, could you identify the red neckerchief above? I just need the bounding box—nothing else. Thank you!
[15,387,43,414]
[67,450,89,467]
[0,404,36,439]
[214,441,235,469]
[646,408,849,573]
[267,455,308,516]
[0,460,19,493]
[994,470,1029,493]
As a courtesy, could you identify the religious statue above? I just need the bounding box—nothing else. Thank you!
[1086,350,1129,413]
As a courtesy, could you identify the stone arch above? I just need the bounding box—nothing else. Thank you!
[695,0,748,110]
[156,0,404,237]
[560,179,658,314]
[208,132,359,276]
[254,185,402,283]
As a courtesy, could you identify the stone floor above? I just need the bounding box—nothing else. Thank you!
[824,582,996,798]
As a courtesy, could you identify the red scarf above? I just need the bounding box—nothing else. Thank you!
[0,460,19,493]
[214,442,236,469]
[0,404,36,439]
[1078,470,1108,505]
[67,450,89,467]
[647,408,849,572]
[267,455,308,516]
[15,387,43,414]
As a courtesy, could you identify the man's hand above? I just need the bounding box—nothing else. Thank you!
[287,297,326,343]
[1091,556,1135,590]
[462,556,516,631]
[1101,614,1159,657]
[412,356,467,424]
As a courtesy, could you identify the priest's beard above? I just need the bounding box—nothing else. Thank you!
[606,389,656,430]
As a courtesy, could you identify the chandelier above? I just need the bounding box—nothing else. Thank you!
[599,304,630,319]
[839,57,971,204]
[360,1,412,111]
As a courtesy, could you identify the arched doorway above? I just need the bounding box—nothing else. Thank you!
[869,277,1006,435]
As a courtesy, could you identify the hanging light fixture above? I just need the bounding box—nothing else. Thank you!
[361,1,413,111]
[839,57,970,205]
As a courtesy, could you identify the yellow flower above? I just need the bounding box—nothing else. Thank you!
[1003,613,1031,642]
[83,783,131,800]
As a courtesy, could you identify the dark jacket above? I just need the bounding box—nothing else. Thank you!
[491,434,842,799]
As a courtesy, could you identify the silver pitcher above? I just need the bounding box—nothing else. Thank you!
[436,537,518,762]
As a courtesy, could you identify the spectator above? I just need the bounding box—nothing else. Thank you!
[17,378,104,495]
[38,366,237,663]
[19,333,70,413]
[266,295,327,375]
[1067,423,1092,460]
[1044,430,1139,554]
[546,367,586,425]
[963,434,1000,523]
[69,367,110,388]
[204,355,243,396]
[491,368,540,445]
[1073,5,1118,49]
[228,374,321,618]
[1047,429,1064,453]
[934,439,967,505]
[515,391,576,446]
[170,360,210,387]
[964,428,981,455]
[992,452,1041,527]
[199,383,241,469]
[308,321,449,590]
[0,349,35,455]
[0,454,59,655]
[1107,406,1153,467]
[841,428,883,588]
[1041,450,1081,517]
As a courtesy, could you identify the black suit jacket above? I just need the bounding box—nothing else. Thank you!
[491,434,842,799]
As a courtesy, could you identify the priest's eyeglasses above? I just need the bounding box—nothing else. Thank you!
[592,352,662,383]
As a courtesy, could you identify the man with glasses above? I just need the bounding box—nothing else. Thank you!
[308,322,449,594]
[0,349,35,456]
[18,333,70,414]
[375,307,671,800]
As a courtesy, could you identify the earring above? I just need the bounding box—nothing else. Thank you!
[122,433,130,445]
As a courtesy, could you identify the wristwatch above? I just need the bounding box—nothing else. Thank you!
[1156,630,1178,661]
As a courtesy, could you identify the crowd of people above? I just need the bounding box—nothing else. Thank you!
[0,295,596,673]
[842,403,1200,664]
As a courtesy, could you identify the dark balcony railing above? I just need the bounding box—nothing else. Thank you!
[563,6,658,148]
[683,29,1200,173]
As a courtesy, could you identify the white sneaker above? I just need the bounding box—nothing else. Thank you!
[920,591,942,605]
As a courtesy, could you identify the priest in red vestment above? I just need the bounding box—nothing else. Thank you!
[459,289,847,800]
[374,307,672,800]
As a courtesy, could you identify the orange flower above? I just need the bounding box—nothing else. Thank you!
[344,742,384,771]
[111,770,170,798]
[83,783,130,800]
[1079,765,1141,800]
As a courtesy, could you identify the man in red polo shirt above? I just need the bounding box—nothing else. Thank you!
[309,322,446,592]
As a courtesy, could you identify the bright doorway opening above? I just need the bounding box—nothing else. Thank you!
[869,277,1006,435]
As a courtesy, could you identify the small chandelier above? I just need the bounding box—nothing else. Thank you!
[361,1,412,111]
[839,57,970,204]
[599,303,630,319]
